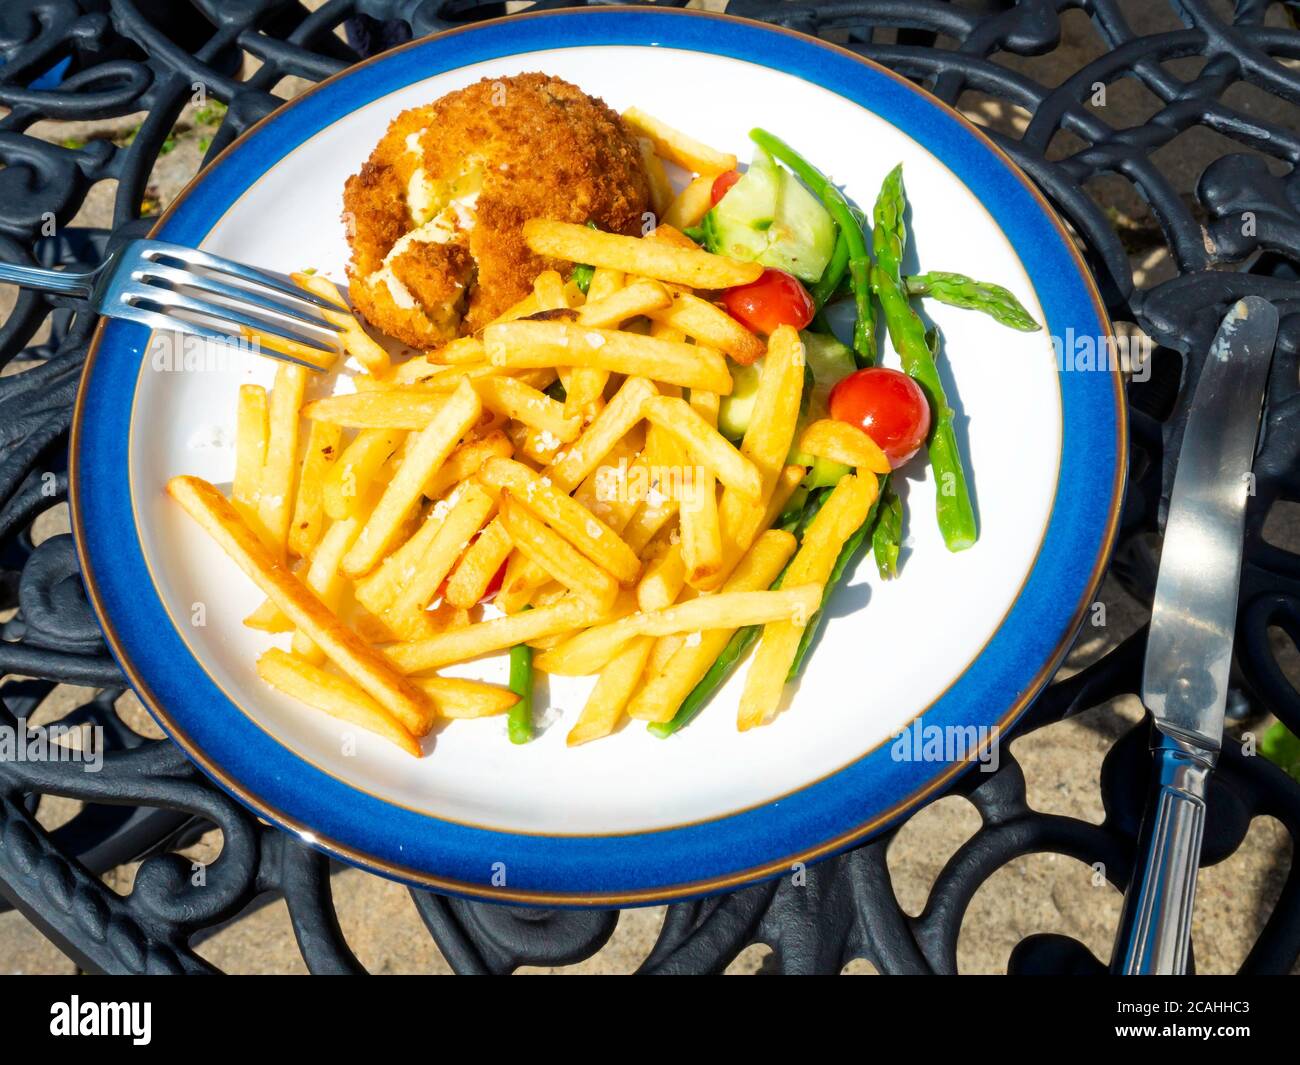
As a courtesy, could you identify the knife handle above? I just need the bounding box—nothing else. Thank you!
[1111,730,1214,975]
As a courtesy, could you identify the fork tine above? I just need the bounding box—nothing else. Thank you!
[123,287,339,354]
[141,241,343,313]
[117,306,328,372]
[135,261,343,333]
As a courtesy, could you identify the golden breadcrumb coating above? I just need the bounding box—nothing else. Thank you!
[342,73,651,347]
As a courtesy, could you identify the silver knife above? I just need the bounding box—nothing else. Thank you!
[1112,295,1279,974]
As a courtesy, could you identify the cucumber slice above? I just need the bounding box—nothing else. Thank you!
[801,455,853,489]
[758,168,837,283]
[702,148,836,284]
[717,361,762,441]
[721,330,856,450]
[702,149,779,263]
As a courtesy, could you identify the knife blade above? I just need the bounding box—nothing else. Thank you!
[1113,295,1279,975]
[1141,295,1279,750]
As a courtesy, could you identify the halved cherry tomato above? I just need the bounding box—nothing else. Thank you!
[829,367,931,468]
[710,169,741,206]
[721,268,815,336]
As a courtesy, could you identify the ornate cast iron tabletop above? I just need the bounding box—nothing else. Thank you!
[1,0,1299,974]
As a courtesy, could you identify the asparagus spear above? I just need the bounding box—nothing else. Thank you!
[872,481,903,579]
[904,271,1038,331]
[507,638,535,744]
[872,165,977,551]
[648,497,815,738]
[811,228,850,310]
[749,129,875,366]
[570,263,594,295]
[647,625,761,739]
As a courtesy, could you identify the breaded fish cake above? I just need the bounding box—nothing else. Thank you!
[343,73,651,347]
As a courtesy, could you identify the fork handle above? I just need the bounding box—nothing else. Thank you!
[1111,728,1214,975]
[0,260,96,298]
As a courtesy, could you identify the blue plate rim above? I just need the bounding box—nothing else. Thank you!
[69,6,1126,905]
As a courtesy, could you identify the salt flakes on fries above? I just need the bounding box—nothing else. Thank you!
[167,112,890,756]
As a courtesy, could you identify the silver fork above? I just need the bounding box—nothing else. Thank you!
[0,239,342,371]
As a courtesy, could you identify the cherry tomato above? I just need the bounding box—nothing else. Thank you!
[829,367,932,468]
[710,169,741,206]
[721,268,816,336]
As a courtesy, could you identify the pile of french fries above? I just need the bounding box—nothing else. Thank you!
[167,113,891,756]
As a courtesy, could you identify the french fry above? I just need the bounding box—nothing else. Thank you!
[495,551,550,615]
[239,326,336,372]
[388,484,496,625]
[478,457,641,583]
[738,463,806,550]
[798,418,892,474]
[304,391,449,430]
[507,423,563,466]
[444,518,512,608]
[532,268,572,311]
[636,136,674,218]
[418,336,486,367]
[233,384,268,525]
[291,271,389,375]
[484,320,732,395]
[662,173,716,231]
[386,596,603,674]
[514,580,579,644]
[742,326,807,489]
[536,583,823,676]
[646,628,686,676]
[287,420,342,558]
[322,428,402,521]
[413,676,519,719]
[704,327,806,590]
[627,530,796,722]
[737,475,877,730]
[341,378,481,578]
[566,635,653,746]
[499,492,619,611]
[257,648,420,756]
[522,220,761,289]
[644,223,700,251]
[546,377,658,492]
[368,362,503,393]
[167,476,433,733]
[292,516,361,664]
[243,596,293,633]
[621,487,679,555]
[637,540,687,611]
[642,395,762,500]
[563,366,608,425]
[621,107,737,175]
[423,430,512,500]
[489,290,540,324]
[575,279,672,329]
[680,390,723,586]
[257,363,308,555]
[648,292,766,365]
[585,267,624,303]
[475,374,580,442]
[573,437,645,534]
[356,481,494,620]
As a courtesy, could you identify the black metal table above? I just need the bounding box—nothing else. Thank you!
[1,0,1299,975]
